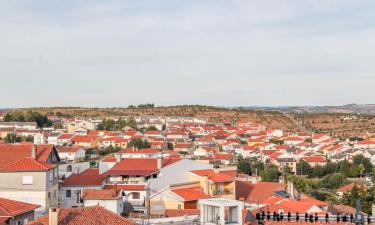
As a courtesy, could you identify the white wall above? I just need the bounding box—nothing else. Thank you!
[84,199,122,214]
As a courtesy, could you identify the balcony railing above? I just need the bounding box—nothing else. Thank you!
[213,188,234,196]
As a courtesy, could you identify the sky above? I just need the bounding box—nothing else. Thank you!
[1,0,375,108]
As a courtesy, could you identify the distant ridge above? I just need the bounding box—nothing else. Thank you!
[242,104,375,115]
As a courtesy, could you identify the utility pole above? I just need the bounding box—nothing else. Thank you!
[147,187,150,225]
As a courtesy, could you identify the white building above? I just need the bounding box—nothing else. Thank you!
[82,189,123,215]
[57,147,86,163]
[199,198,244,225]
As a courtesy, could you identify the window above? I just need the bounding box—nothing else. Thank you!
[49,172,53,181]
[48,192,51,199]
[67,165,72,172]
[178,204,181,210]
[66,190,72,198]
[153,204,164,211]
[22,176,33,185]
[132,192,140,199]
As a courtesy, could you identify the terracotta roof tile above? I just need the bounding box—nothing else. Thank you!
[0,157,55,172]
[171,186,210,201]
[26,205,136,225]
[0,144,55,168]
[190,169,234,182]
[236,181,286,204]
[62,170,105,187]
[0,198,40,217]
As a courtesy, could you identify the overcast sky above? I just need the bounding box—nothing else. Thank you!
[1,0,374,108]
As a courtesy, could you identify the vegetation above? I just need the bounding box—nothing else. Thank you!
[4,134,33,143]
[260,167,281,182]
[237,156,264,176]
[127,139,150,149]
[4,111,52,127]
[296,155,372,178]
[145,125,158,131]
[97,116,137,131]
[7,105,375,137]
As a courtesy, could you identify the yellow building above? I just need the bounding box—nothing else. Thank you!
[149,182,209,215]
[188,169,235,200]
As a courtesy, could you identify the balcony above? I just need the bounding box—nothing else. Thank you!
[213,188,234,196]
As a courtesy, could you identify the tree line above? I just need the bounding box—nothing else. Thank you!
[4,111,52,127]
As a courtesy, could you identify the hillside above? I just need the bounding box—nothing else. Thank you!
[4,105,375,138]
[246,104,375,115]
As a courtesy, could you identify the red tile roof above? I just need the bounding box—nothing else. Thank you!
[105,158,159,176]
[0,144,55,168]
[218,170,237,178]
[0,198,40,217]
[174,143,192,149]
[61,170,105,187]
[103,184,146,191]
[0,157,55,172]
[71,135,97,143]
[213,153,233,161]
[171,186,210,201]
[26,205,136,225]
[58,133,74,140]
[298,196,328,207]
[302,156,326,163]
[82,189,120,200]
[190,169,234,182]
[236,181,286,204]
[336,183,355,192]
[162,157,182,167]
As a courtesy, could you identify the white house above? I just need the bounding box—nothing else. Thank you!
[82,189,123,215]
[57,146,85,163]
[47,132,62,145]
[58,162,90,180]
[148,158,213,194]
[193,147,216,157]
[59,169,106,208]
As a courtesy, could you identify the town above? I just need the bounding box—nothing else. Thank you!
[0,108,375,225]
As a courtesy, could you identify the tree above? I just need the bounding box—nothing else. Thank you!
[4,111,52,127]
[237,160,252,175]
[353,155,372,176]
[296,161,313,176]
[167,142,173,150]
[4,133,22,143]
[320,173,348,190]
[127,116,137,130]
[127,139,150,149]
[146,125,158,131]
[260,167,281,182]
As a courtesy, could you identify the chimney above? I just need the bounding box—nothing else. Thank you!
[203,175,209,195]
[250,176,258,184]
[115,154,121,163]
[31,145,37,159]
[287,181,295,199]
[49,208,58,225]
[156,158,162,169]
